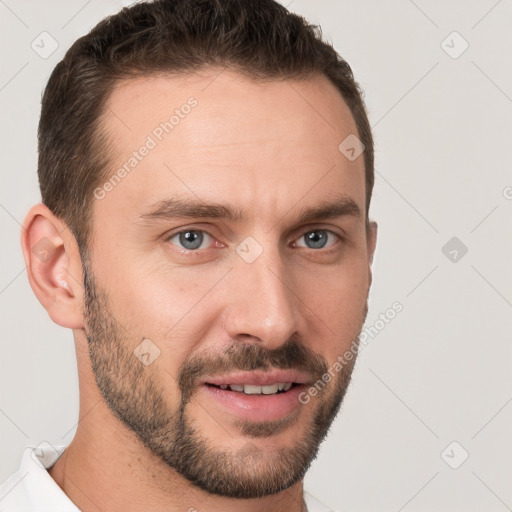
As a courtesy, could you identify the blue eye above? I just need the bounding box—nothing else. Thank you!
[166,228,340,253]
[168,230,213,250]
[295,230,338,249]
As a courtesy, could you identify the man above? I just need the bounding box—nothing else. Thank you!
[0,0,377,510]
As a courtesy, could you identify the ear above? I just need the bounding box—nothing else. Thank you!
[21,203,85,329]
[366,220,378,286]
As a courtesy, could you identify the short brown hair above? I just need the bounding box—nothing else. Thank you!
[38,0,374,251]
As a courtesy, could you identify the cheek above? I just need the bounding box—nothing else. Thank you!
[103,261,208,330]
[304,263,369,349]
[110,269,220,366]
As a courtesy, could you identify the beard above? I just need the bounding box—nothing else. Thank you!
[81,256,367,499]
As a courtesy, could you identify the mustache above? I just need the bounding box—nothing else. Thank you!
[178,337,329,401]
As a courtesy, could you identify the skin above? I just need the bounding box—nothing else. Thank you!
[21,68,377,512]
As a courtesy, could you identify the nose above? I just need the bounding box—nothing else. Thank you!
[222,248,298,350]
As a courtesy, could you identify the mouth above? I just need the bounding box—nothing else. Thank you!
[197,370,312,423]
[205,382,298,395]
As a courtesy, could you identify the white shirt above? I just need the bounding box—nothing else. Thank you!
[0,444,339,511]
[0,444,79,512]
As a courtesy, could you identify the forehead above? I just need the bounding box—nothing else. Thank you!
[103,69,359,153]
[95,69,365,228]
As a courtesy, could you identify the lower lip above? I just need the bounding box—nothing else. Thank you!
[199,384,307,422]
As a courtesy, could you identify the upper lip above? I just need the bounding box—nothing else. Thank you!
[203,370,312,387]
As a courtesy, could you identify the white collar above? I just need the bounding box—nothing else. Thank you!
[0,443,79,511]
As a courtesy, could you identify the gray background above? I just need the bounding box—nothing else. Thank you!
[1,1,511,511]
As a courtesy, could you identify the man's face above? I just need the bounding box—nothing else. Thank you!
[82,70,375,498]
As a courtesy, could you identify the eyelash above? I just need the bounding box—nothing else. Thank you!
[165,227,344,254]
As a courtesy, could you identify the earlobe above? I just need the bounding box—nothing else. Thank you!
[21,204,84,329]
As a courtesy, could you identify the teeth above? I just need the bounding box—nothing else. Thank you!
[243,384,263,395]
[261,384,279,394]
[216,382,294,394]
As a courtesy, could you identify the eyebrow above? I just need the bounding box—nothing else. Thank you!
[138,194,362,226]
